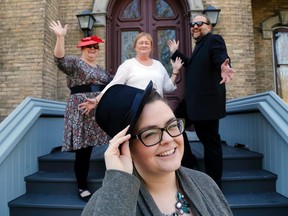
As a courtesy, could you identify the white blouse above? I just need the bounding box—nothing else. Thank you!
[102,58,176,96]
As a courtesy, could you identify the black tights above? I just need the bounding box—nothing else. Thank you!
[74,146,93,190]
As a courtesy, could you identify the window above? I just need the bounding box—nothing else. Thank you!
[273,28,288,103]
[122,0,140,19]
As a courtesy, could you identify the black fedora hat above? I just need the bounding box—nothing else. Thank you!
[96,81,153,137]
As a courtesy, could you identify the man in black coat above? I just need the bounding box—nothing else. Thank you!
[167,14,234,188]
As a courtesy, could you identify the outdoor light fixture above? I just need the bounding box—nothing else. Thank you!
[203,5,221,27]
[76,10,96,37]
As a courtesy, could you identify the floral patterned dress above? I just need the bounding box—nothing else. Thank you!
[55,56,113,151]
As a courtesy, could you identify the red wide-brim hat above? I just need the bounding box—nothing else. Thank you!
[76,35,104,48]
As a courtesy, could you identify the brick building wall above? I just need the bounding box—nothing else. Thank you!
[0,0,287,121]
[205,0,258,99]
[0,0,52,120]
[252,0,288,94]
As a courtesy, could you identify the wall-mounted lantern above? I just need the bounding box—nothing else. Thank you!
[76,10,96,37]
[203,5,221,27]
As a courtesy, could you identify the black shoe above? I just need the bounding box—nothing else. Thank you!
[78,189,92,202]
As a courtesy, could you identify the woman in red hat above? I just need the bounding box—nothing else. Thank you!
[49,20,113,202]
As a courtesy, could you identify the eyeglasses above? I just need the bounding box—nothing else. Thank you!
[131,118,185,147]
[84,44,99,49]
[190,21,209,28]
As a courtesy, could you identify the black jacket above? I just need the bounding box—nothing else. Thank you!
[172,33,230,121]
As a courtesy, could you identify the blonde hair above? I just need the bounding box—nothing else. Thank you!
[133,32,153,48]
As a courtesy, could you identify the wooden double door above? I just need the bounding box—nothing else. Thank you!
[106,0,191,109]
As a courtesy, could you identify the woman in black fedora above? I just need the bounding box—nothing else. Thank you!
[81,81,232,216]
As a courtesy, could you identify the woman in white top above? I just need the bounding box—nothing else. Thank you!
[78,32,183,114]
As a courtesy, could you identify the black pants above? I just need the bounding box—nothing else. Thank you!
[74,146,93,190]
[174,100,199,169]
[175,100,223,188]
[194,119,223,188]
[181,130,199,170]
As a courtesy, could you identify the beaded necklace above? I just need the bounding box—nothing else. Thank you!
[161,178,191,216]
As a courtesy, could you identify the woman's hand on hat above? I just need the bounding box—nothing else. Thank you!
[104,126,133,174]
[78,97,98,115]
[49,20,68,37]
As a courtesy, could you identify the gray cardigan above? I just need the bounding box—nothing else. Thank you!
[81,167,233,216]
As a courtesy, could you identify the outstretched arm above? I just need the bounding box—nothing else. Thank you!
[167,39,179,54]
[220,59,235,84]
[167,39,190,64]
[170,57,183,84]
[49,20,68,58]
[78,94,103,115]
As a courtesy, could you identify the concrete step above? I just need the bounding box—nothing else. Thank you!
[38,145,107,173]
[25,171,103,195]
[9,193,85,216]
[222,169,277,194]
[226,192,288,216]
[9,141,288,216]
[190,141,263,171]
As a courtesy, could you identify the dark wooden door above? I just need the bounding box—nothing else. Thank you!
[107,0,191,109]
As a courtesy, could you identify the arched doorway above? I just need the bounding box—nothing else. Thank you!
[106,0,191,109]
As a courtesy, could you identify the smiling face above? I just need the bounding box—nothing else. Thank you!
[134,35,152,57]
[191,15,212,41]
[130,100,184,177]
[81,44,100,62]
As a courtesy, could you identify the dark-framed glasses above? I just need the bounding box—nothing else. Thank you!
[131,118,185,147]
[190,21,209,28]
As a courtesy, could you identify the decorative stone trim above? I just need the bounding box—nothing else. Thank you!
[261,11,288,39]
[92,0,109,26]
[279,11,288,25]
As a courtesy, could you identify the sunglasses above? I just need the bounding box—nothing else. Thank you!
[84,44,99,49]
[190,21,209,28]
